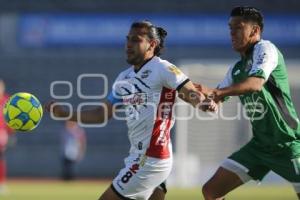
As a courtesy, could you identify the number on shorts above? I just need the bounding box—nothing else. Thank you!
[121,171,133,183]
[121,164,140,183]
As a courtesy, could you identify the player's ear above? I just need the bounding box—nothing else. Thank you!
[250,25,260,37]
[149,40,157,51]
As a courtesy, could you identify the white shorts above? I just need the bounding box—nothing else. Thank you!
[112,153,172,200]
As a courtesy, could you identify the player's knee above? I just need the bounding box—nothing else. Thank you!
[202,183,224,200]
[149,187,166,200]
[202,183,213,199]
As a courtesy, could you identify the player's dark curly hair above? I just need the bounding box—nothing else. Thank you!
[130,20,167,56]
[231,6,264,32]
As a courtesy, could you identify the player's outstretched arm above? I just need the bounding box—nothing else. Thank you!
[178,81,218,112]
[213,76,265,102]
[193,83,214,96]
[45,100,114,124]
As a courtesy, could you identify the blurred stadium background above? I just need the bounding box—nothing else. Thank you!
[0,0,300,199]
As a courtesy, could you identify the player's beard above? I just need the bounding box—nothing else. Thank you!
[126,53,145,66]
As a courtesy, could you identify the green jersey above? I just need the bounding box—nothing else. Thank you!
[218,39,300,149]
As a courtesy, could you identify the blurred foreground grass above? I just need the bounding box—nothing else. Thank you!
[0,179,297,200]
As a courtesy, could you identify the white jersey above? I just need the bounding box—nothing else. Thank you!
[108,56,188,159]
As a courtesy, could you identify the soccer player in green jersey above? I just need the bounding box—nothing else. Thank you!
[201,6,300,200]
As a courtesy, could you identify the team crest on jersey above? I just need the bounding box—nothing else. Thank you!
[141,70,152,79]
[124,73,132,79]
[168,65,182,75]
[243,93,268,122]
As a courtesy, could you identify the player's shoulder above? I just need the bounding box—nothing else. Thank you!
[151,56,174,69]
[116,67,133,80]
[150,57,180,76]
[254,39,277,53]
[253,39,279,63]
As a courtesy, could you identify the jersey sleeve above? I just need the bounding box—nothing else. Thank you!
[107,91,122,105]
[248,41,278,80]
[107,74,123,105]
[217,64,234,89]
[160,65,189,90]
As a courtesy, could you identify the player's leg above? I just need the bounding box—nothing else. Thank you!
[99,185,130,200]
[149,188,165,200]
[202,166,244,200]
[0,132,8,195]
[0,151,7,194]
[149,182,167,200]
[0,153,6,183]
[203,141,269,200]
[62,157,71,180]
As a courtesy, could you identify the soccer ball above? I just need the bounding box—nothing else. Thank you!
[3,92,43,131]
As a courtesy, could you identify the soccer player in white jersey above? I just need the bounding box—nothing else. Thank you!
[46,20,217,200]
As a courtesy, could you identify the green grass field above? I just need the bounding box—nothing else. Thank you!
[0,180,297,200]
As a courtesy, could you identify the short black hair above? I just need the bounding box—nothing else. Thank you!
[231,6,264,32]
[131,20,167,56]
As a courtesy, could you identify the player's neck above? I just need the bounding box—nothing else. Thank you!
[133,55,154,72]
[240,38,261,58]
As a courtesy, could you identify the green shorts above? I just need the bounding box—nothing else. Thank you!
[222,140,300,183]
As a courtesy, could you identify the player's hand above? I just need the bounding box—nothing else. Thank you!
[193,83,202,93]
[44,101,68,118]
[199,98,218,112]
[211,89,223,103]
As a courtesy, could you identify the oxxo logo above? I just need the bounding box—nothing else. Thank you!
[50,74,108,128]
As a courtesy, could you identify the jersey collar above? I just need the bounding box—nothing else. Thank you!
[244,40,261,59]
[133,56,155,73]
